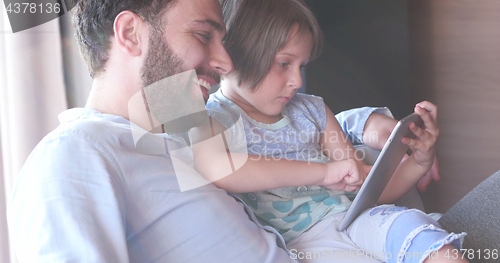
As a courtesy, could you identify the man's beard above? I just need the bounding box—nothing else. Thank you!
[140,26,209,134]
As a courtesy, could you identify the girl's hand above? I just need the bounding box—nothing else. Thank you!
[321,159,369,192]
[402,101,439,172]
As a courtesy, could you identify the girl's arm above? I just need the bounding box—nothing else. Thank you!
[378,101,439,203]
[189,117,364,193]
[320,104,370,191]
[362,112,398,150]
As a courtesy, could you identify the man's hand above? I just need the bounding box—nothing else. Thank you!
[416,156,440,192]
[322,159,369,192]
[401,154,440,192]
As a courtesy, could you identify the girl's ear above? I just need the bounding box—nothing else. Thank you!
[113,11,146,57]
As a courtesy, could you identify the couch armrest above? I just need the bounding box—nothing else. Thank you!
[438,170,500,260]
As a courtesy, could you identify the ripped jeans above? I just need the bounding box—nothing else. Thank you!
[287,205,466,263]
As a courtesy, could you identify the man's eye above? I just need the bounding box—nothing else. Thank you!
[197,33,212,41]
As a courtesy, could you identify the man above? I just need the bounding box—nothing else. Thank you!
[7,0,296,262]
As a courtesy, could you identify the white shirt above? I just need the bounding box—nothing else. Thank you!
[8,108,295,263]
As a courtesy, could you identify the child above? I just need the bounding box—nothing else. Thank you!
[189,0,466,262]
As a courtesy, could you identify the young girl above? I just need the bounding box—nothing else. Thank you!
[189,0,466,262]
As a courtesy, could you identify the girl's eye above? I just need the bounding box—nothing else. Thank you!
[300,64,308,70]
[278,62,290,68]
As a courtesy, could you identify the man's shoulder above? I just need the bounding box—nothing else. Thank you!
[25,109,135,174]
[12,110,130,205]
[48,108,132,147]
[58,108,129,130]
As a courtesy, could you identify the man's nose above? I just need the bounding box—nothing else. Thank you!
[209,44,234,75]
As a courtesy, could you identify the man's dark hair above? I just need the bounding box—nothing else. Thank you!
[72,0,177,78]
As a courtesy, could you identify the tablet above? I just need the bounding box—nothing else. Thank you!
[336,113,424,231]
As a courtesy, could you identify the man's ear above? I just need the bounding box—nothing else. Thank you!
[114,11,146,57]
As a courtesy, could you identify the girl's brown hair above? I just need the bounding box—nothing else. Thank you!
[221,0,323,90]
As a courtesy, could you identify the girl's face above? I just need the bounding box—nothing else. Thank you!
[222,24,314,123]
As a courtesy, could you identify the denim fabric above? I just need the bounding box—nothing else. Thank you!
[386,209,465,263]
[287,205,465,263]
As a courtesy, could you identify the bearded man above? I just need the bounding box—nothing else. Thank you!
[7,0,295,262]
